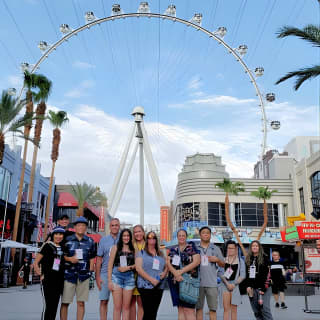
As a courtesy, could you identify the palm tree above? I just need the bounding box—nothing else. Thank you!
[69,182,97,217]
[12,71,45,243]
[275,25,320,90]
[251,186,277,241]
[0,91,35,164]
[43,110,69,236]
[90,187,108,208]
[215,178,246,255]
[27,75,52,203]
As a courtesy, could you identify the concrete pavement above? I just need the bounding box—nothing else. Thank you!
[0,284,320,319]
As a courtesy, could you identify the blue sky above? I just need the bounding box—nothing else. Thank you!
[1,0,319,224]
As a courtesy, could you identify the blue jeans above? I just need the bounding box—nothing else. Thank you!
[112,267,135,290]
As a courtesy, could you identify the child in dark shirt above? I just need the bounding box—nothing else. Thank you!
[270,251,287,309]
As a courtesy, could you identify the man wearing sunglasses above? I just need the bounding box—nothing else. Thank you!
[96,218,121,320]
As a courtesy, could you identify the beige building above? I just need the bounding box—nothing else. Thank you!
[171,137,320,241]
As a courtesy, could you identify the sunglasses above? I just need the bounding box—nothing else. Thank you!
[147,235,156,240]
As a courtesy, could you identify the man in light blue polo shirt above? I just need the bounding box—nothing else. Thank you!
[96,218,120,320]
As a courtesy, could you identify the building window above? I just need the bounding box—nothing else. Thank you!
[299,188,305,213]
[176,202,201,228]
[0,168,11,201]
[208,202,226,227]
[234,203,279,227]
[311,171,320,199]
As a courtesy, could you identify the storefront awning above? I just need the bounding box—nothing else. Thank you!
[57,192,78,207]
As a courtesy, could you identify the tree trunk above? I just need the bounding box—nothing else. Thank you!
[28,102,46,203]
[44,160,56,236]
[257,199,268,241]
[224,193,246,256]
[12,137,30,245]
[76,206,84,217]
[12,94,33,250]
[27,145,39,203]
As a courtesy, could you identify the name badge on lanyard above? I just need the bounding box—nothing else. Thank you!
[249,265,256,279]
[224,267,233,279]
[152,258,160,270]
[120,255,127,267]
[52,258,61,271]
[201,255,209,266]
[172,255,180,266]
[75,249,83,260]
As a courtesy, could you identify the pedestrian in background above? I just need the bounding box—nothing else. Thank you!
[60,217,96,320]
[96,218,120,320]
[196,226,225,320]
[270,251,287,309]
[245,240,273,320]
[34,226,65,320]
[218,240,245,320]
[19,257,31,289]
[108,228,135,320]
[130,224,146,320]
[136,231,167,320]
[167,229,200,320]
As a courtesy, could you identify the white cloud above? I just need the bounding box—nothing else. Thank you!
[188,75,202,90]
[72,61,96,69]
[168,94,256,109]
[64,80,95,98]
[190,95,256,106]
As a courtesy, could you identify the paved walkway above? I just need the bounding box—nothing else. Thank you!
[0,284,320,319]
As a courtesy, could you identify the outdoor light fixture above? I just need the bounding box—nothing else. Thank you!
[21,62,30,72]
[7,88,16,96]
[266,93,275,102]
[138,2,150,14]
[270,121,281,130]
[60,24,72,34]
[190,13,202,26]
[255,67,264,77]
[214,26,227,38]
[165,4,176,17]
[237,44,248,56]
[112,4,122,16]
[38,41,49,52]
[85,12,96,23]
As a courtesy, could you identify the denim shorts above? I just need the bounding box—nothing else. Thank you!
[99,273,111,301]
[112,267,135,290]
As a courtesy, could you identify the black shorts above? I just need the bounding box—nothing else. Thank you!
[271,282,286,294]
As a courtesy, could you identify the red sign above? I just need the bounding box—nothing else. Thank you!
[297,222,320,240]
[160,206,169,242]
[0,219,11,239]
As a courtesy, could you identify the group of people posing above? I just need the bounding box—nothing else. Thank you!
[32,215,288,320]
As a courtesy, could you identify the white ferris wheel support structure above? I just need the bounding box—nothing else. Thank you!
[14,5,281,221]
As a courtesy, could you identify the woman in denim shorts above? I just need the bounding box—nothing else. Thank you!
[108,229,135,320]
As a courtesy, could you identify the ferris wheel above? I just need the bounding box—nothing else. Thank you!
[10,2,281,160]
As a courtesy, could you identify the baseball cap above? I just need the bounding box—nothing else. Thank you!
[73,217,88,225]
[52,226,66,234]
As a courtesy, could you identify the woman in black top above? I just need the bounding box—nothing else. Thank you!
[34,226,65,320]
[108,228,135,320]
[245,240,273,320]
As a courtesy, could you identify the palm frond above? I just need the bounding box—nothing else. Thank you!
[47,110,69,128]
[277,25,320,47]
[275,65,320,90]
[69,182,96,208]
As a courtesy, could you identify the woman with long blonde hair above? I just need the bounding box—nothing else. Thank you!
[130,225,146,320]
[245,240,273,320]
